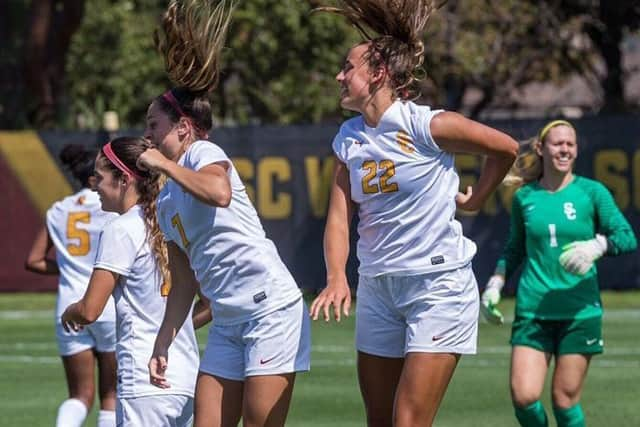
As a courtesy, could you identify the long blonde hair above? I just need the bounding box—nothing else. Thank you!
[503,120,576,188]
[314,0,447,99]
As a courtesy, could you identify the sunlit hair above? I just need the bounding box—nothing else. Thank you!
[314,0,447,99]
[59,144,96,188]
[503,120,576,188]
[97,137,169,290]
[153,0,234,135]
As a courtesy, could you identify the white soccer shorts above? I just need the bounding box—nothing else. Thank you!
[116,394,193,427]
[56,320,116,356]
[355,264,479,357]
[199,297,311,381]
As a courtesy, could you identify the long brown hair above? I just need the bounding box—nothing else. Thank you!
[97,137,169,288]
[154,0,234,133]
[315,0,447,99]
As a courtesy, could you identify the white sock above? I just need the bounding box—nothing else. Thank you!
[97,409,116,427]
[56,398,88,427]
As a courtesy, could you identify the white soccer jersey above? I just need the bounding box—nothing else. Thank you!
[46,188,117,320]
[157,140,301,326]
[332,100,477,276]
[94,205,199,398]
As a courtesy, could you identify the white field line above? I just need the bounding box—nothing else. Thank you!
[4,355,637,368]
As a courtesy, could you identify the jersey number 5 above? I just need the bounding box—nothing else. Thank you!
[361,160,399,194]
[67,212,90,256]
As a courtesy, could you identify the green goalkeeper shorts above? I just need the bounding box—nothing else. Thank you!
[510,315,603,355]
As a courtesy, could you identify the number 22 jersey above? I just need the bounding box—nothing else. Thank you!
[332,100,477,277]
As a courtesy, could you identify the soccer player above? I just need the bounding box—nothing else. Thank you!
[481,120,638,427]
[140,2,310,426]
[61,137,199,426]
[307,1,519,426]
[25,143,117,427]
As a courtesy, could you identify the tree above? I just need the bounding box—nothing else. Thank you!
[24,0,85,127]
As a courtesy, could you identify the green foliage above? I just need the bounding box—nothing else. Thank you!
[65,0,169,129]
[211,0,357,125]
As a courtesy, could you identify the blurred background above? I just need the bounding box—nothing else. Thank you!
[1,0,638,294]
[1,2,639,426]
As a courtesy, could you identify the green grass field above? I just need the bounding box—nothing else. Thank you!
[1,291,639,426]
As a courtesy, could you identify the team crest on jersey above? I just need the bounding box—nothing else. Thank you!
[76,196,86,205]
[396,130,414,153]
[563,202,576,220]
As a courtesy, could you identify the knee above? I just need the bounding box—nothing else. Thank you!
[511,384,541,409]
[552,386,580,408]
[71,390,94,409]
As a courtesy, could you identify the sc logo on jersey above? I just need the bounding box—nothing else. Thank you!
[563,202,576,220]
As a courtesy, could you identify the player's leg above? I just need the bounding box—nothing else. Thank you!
[394,352,459,427]
[241,298,311,426]
[95,350,117,426]
[242,373,297,427]
[92,320,117,426]
[394,265,478,427]
[194,373,244,427]
[358,352,405,427]
[510,346,551,427]
[550,316,602,427]
[55,322,96,427]
[551,354,590,427]
[58,350,95,427]
[355,275,407,427]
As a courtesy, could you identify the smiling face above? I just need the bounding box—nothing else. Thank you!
[144,101,184,161]
[93,155,123,213]
[336,43,376,112]
[537,125,578,176]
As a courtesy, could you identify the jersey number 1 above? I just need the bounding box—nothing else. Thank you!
[171,213,191,249]
[548,224,558,248]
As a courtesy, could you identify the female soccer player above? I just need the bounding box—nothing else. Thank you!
[26,144,117,427]
[140,1,310,426]
[481,120,637,427]
[61,137,199,426]
[308,1,519,426]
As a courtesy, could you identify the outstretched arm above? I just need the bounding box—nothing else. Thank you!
[149,241,199,388]
[310,158,355,322]
[431,112,518,211]
[25,225,59,275]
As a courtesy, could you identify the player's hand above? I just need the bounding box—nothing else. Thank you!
[309,275,351,322]
[480,275,505,325]
[149,351,171,389]
[137,148,169,172]
[559,234,607,276]
[60,309,84,333]
[456,186,482,211]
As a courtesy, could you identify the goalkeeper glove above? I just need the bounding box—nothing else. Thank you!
[480,275,505,325]
[559,234,607,276]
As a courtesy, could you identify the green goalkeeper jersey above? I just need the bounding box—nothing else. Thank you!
[497,176,637,320]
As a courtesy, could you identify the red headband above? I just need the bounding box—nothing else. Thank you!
[162,90,187,118]
[102,142,143,180]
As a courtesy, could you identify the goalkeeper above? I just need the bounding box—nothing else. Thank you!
[480,120,637,427]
